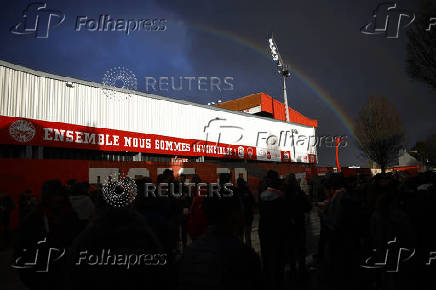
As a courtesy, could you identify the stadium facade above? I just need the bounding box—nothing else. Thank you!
[0,60,337,224]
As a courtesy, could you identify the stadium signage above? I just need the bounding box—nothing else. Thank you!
[0,116,307,162]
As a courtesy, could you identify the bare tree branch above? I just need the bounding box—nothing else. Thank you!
[354,96,405,172]
[406,0,436,90]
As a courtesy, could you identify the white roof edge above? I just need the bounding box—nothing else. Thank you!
[0,59,313,128]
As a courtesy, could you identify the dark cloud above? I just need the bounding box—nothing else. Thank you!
[1,0,434,166]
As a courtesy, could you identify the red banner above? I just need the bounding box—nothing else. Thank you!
[1,115,266,160]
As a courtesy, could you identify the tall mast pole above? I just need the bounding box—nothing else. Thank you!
[268,35,291,122]
[283,73,290,122]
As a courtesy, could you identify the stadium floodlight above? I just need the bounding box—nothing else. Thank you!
[268,34,291,122]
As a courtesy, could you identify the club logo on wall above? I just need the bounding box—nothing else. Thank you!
[257,148,265,158]
[247,147,253,158]
[283,152,289,161]
[9,119,36,143]
[237,146,245,158]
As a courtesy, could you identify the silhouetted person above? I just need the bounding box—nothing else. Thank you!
[369,173,415,290]
[258,170,288,290]
[178,173,263,290]
[70,182,95,229]
[0,190,15,249]
[135,176,172,258]
[179,173,190,248]
[14,180,81,290]
[237,177,254,248]
[69,207,169,290]
[314,179,334,265]
[186,174,208,241]
[284,173,312,274]
[19,189,36,222]
[65,179,78,195]
[162,171,184,256]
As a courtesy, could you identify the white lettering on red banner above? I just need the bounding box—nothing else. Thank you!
[0,115,316,163]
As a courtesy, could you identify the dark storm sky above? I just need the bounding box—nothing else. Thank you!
[1,0,434,166]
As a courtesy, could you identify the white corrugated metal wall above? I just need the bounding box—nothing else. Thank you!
[0,62,317,160]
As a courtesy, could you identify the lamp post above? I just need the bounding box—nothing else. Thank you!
[282,70,290,123]
[268,35,291,122]
[335,136,344,172]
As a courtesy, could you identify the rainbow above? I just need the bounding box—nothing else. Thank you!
[190,24,356,137]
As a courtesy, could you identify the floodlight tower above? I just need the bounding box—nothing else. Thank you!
[268,35,291,122]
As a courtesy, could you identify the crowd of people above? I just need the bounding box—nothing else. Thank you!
[0,169,435,290]
[321,171,436,290]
